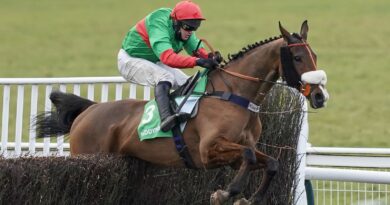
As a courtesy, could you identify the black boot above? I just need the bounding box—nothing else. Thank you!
[155,81,177,132]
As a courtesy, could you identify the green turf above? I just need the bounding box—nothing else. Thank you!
[1,0,389,147]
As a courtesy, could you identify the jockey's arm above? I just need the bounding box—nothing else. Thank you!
[159,49,197,68]
[193,47,209,59]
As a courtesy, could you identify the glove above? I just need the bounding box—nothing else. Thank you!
[208,51,223,64]
[196,58,219,70]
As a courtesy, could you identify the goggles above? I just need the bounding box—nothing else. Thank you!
[181,23,198,31]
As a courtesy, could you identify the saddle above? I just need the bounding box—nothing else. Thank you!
[169,70,202,121]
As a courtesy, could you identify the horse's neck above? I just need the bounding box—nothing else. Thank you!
[214,39,283,104]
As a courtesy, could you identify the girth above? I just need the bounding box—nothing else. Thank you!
[204,91,260,113]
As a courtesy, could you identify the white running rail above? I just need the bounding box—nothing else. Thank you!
[1,76,151,157]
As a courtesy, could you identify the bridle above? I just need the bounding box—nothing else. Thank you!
[288,43,317,69]
[215,41,318,96]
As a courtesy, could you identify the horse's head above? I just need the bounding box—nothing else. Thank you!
[279,20,329,109]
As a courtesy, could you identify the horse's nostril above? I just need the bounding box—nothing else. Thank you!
[314,93,324,103]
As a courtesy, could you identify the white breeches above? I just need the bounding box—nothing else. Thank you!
[117,49,189,89]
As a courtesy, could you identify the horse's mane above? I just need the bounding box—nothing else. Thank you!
[221,35,283,67]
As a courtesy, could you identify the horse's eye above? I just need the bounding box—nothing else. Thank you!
[294,56,302,62]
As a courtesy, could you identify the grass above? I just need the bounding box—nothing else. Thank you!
[1,0,390,147]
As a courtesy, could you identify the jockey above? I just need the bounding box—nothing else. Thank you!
[118,1,221,132]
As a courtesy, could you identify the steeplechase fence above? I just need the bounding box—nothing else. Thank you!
[1,76,390,205]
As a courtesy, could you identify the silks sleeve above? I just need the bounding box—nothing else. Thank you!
[160,49,197,68]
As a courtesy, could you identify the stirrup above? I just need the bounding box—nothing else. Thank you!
[160,113,191,132]
[160,115,177,132]
[177,112,191,123]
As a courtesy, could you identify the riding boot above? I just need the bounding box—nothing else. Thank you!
[155,81,177,132]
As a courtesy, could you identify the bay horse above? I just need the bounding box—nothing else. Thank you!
[36,21,329,205]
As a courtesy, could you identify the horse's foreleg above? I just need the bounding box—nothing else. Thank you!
[207,139,256,205]
[246,150,279,204]
[206,138,278,205]
[225,150,279,205]
[232,150,278,205]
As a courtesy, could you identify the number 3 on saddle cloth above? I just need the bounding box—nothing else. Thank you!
[137,70,206,168]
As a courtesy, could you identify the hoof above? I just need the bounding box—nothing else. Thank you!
[210,190,229,205]
[233,198,250,205]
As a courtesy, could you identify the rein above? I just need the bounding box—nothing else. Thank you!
[216,67,287,86]
[202,37,283,84]
[216,42,317,96]
[202,38,281,85]
[218,43,314,82]
[200,38,215,54]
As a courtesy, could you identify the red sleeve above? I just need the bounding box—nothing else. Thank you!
[160,49,197,68]
[195,48,209,59]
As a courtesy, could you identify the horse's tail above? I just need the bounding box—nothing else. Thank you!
[34,91,96,138]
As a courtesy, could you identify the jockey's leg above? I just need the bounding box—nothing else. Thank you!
[155,81,177,132]
[154,64,189,132]
[117,51,190,132]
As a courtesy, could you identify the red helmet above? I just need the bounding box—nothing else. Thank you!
[170,1,205,21]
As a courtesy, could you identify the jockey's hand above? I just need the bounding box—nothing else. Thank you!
[208,51,223,64]
[196,58,219,70]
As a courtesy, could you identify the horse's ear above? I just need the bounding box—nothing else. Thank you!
[279,21,293,43]
[300,20,309,41]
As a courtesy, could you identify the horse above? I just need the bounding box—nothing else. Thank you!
[35,20,329,205]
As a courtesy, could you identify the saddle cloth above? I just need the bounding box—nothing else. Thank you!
[137,71,207,141]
